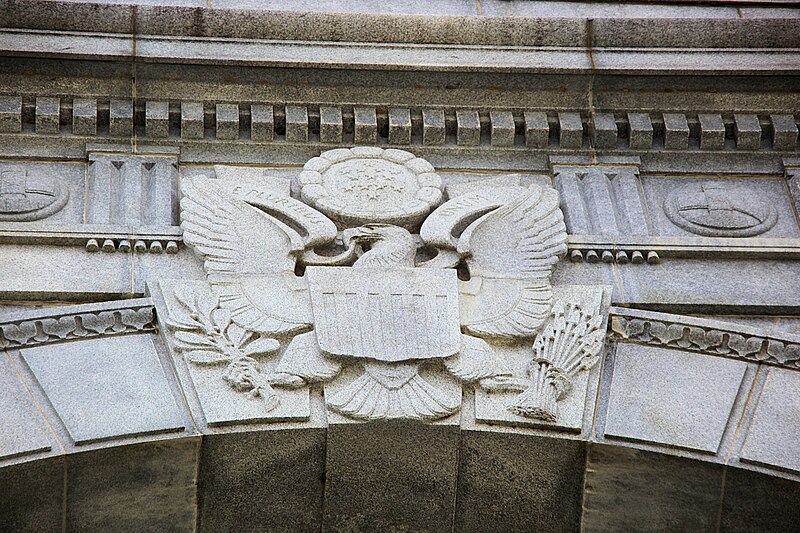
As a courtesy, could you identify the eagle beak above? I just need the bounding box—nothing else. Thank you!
[342,225,378,244]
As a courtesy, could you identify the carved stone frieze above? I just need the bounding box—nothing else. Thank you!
[0,299,155,349]
[0,164,69,221]
[610,307,800,368]
[157,147,598,424]
[664,181,778,237]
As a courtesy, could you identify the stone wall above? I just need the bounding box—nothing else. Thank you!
[1,1,799,531]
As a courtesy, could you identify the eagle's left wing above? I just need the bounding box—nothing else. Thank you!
[456,184,567,340]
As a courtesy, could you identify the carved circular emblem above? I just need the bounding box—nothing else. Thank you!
[663,181,777,237]
[0,167,69,221]
[298,147,443,227]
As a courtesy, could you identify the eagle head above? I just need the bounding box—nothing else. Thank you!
[343,223,417,268]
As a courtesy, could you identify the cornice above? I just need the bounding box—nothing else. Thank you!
[2,28,799,76]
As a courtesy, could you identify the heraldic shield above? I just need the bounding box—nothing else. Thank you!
[306,266,461,363]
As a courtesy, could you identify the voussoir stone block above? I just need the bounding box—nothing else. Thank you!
[0,354,53,461]
[455,431,585,533]
[66,438,199,531]
[720,467,800,532]
[605,344,748,453]
[740,367,800,473]
[0,456,64,532]
[582,445,724,531]
[324,422,460,533]
[197,430,325,532]
[21,334,185,445]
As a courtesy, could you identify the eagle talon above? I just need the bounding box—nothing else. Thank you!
[478,375,528,393]
[268,372,308,389]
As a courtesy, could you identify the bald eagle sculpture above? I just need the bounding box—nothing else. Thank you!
[177,168,566,422]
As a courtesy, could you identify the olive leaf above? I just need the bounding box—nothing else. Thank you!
[241,336,281,357]
[185,350,231,366]
[173,330,217,351]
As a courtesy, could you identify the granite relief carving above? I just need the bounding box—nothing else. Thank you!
[160,148,608,424]
[664,181,778,237]
[0,164,69,221]
[1,4,800,530]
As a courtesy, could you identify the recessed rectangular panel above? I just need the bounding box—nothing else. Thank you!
[641,176,799,238]
[740,367,800,473]
[605,344,747,453]
[22,334,184,445]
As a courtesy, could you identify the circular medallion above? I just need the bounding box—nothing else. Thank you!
[663,181,777,237]
[0,167,69,221]
[298,147,443,227]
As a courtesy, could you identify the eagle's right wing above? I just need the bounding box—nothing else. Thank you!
[180,177,314,335]
[181,177,304,282]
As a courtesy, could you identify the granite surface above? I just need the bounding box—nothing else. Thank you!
[0,1,799,530]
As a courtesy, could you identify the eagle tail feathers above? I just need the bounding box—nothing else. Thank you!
[327,362,460,421]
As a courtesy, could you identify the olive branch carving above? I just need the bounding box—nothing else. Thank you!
[166,288,280,412]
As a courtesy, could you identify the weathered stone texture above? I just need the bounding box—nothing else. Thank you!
[605,344,748,453]
[21,334,185,445]
[197,429,325,533]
